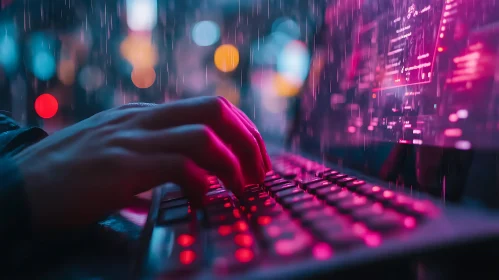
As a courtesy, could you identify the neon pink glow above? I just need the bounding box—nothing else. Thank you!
[266,225,282,238]
[313,243,333,260]
[444,128,462,137]
[364,233,382,247]
[404,217,417,229]
[383,190,395,198]
[352,223,368,236]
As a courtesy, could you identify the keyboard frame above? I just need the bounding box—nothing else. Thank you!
[136,150,499,280]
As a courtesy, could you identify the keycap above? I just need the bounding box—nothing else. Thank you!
[336,177,357,186]
[309,218,351,236]
[300,208,336,225]
[327,173,349,182]
[212,242,257,272]
[289,199,323,215]
[161,226,203,272]
[314,168,332,177]
[317,169,338,178]
[160,198,189,209]
[321,231,365,250]
[270,230,312,257]
[345,180,366,189]
[280,167,301,179]
[363,211,405,233]
[158,205,191,225]
[295,175,323,186]
[357,185,384,196]
[324,190,353,205]
[208,212,239,226]
[274,187,304,201]
[316,185,343,199]
[373,190,397,203]
[269,182,296,193]
[264,179,289,189]
[264,174,281,183]
[336,196,374,213]
[350,203,385,220]
[305,180,333,194]
[281,192,314,207]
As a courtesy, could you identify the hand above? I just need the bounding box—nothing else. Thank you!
[12,96,271,231]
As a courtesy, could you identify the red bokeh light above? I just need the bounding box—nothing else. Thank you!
[179,250,196,265]
[218,225,232,236]
[234,234,254,247]
[34,93,58,119]
[177,234,195,247]
[235,248,254,263]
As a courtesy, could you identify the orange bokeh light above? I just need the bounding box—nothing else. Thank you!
[214,44,240,73]
[120,34,158,69]
[57,59,76,85]
[131,67,156,88]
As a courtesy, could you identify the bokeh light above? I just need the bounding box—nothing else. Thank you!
[0,35,18,73]
[273,73,301,97]
[120,34,158,69]
[192,21,220,47]
[216,81,241,106]
[35,93,58,119]
[32,51,56,81]
[126,0,158,32]
[214,44,240,73]
[272,17,301,39]
[78,65,105,91]
[277,40,310,85]
[131,67,156,88]
[57,59,76,86]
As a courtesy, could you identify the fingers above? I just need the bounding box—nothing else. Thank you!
[140,96,267,185]
[133,154,210,207]
[121,124,245,194]
[220,98,272,172]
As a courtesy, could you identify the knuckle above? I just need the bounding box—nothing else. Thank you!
[192,124,215,146]
[205,96,227,121]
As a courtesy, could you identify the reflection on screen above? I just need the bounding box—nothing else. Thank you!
[303,0,499,151]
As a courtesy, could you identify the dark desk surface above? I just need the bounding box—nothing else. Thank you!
[14,193,152,280]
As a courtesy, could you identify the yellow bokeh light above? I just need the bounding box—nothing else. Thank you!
[273,74,302,97]
[216,82,241,106]
[57,59,76,86]
[120,34,158,69]
[131,67,156,89]
[214,44,240,73]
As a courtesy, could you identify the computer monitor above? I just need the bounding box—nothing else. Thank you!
[295,0,499,202]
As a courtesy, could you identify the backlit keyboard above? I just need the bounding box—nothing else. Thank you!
[141,153,499,279]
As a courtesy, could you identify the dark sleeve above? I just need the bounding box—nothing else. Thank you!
[0,113,48,251]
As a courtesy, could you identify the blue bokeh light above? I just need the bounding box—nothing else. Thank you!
[272,17,301,39]
[277,41,310,84]
[32,51,56,81]
[192,21,220,47]
[0,35,18,73]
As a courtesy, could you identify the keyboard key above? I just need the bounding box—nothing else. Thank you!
[158,205,191,225]
[270,230,312,257]
[357,185,384,197]
[305,180,333,194]
[350,203,385,220]
[336,177,357,186]
[336,196,374,213]
[264,174,281,183]
[281,192,314,207]
[373,190,397,203]
[324,190,353,205]
[363,211,405,233]
[264,179,289,189]
[269,182,296,193]
[317,170,338,178]
[161,226,203,272]
[346,180,366,189]
[274,187,304,201]
[327,173,348,182]
[280,167,302,179]
[316,185,343,199]
[295,175,323,186]
[321,231,364,250]
[160,198,189,209]
[300,208,336,225]
[289,199,323,215]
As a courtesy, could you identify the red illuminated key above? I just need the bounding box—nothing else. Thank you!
[264,178,288,189]
[274,187,304,201]
[269,182,296,193]
[305,180,334,194]
[281,192,314,207]
[336,177,357,186]
[327,173,348,182]
[316,185,343,199]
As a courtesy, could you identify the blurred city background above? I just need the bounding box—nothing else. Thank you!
[0,0,324,142]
